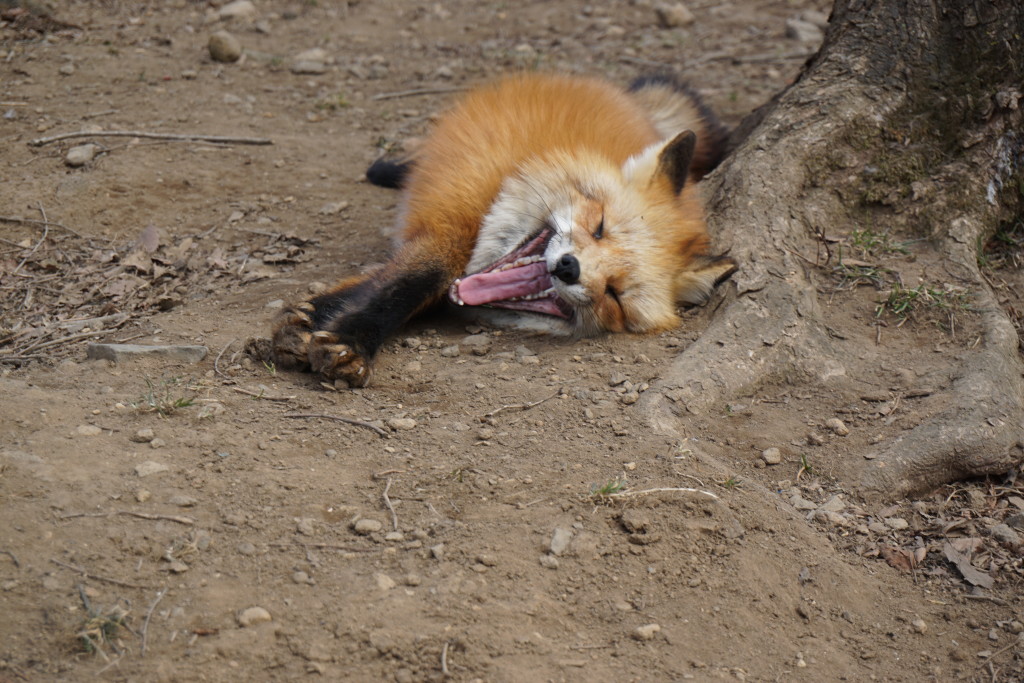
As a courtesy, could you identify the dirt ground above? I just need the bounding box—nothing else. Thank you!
[2,1,1024,681]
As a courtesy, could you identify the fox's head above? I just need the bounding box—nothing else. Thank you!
[452,131,736,335]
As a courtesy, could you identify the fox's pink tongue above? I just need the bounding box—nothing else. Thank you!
[457,261,550,305]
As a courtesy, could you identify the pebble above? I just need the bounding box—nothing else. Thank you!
[620,392,640,405]
[65,143,98,167]
[296,518,317,535]
[477,553,498,567]
[761,447,782,465]
[785,17,824,43]
[990,523,1020,545]
[76,424,102,436]
[912,618,927,634]
[291,61,327,75]
[131,428,155,443]
[430,543,445,560]
[87,343,208,364]
[218,0,256,21]
[59,63,75,76]
[539,554,560,569]
[514,345,536,358]
[375,573,397,590]
[403,337,422,348]
[791,496,817,511]
[461,334,491,355]
[168,560,189,573]
[236,542,256,555]
[384,531,405,542]
[807,432,825,446]
[237,606,272,627]
[440,345,460,358]
[149,438,166,449]
[867,521,888,534]
[135,489,151,503]
[181,69,198,80]
[387,417,417,431]
[884,517,909,530]
[208,31,242,63]
[826,418,850,436]
[819,495,845,513]
[353,518,383,535]
[633,623,662,641]
[608,372,628,387]
[292,570,314,585]
[294,47,329,63]
[169,495,197,507]
[135,461,169,477]
[655,3,694,27]
[549,527,573,556]
[318,201,349,215]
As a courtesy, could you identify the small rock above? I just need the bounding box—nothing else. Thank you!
[761,447,782,465]
[353,518,383,535]
[387,417,417,431]
[65,144,98,167]
[181,69,198,80]
[791,496,817,511]
[867,521,888,534]
[208,31,242,63]
[461,334,491,355]
[318,201,349,215]
[819,495,845,513]
[549,527,573,556]
[633,623,662,641]
[477,553,498,567]
[404,360,422,373]
[884,517,909,530]
[76,424,102,436]
[785,17,824,43]
[826,418,850,436]
[439,345,460,358]
[375,573,396,590]
[135,461,169,477]
[539,554,560,569]
[59,63,75,76]
[237,606,272,627]
[655,3,695,28]
[990,523,1020,545]
[296,518,317,535]
[403,337,422,348]
[430,543,445,560]
[149,438,166,449]
[218,0,256,21]
[608,372,628,387]
[513,345,536,358]
[807,432,825,446]
[168,560,189,574]
[912,618,927,634]
[383,531,405,542]
[236,542,257,555]
[131,428,155,443]
[135,489,151,503]
[292,570,314,585]
[620,392,640,405]
[291,60,327,75]
[294,48,329,63]
[403,574,422,586]
[169,495,197,507]
[87,343,208,364]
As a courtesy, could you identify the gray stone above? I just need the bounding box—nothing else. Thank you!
[169,495,197,507]
[387,417,417,431]
[990,523,1020,545]
[655,3,694,28]
[87,343,208,364]
[633,623,662,640]
[439,345,460,358]
[218,0,256,21]
[761,447,782,465]
[884,517,909,530]
[131,428,155,443]
[353,518,383,535]
[461,334,491,355]
[65,144,98,167]
[237,606,271,627]
[291,60,327,75]
[135,461,169,477]
[549,527,573,556]
[208,31,242,63]
[539,554,559,569]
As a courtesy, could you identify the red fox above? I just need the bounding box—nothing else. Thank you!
[271,73,736,387]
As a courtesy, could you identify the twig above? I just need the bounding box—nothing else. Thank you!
[0,214,92,239]
[372,86,465,101]
[383,478,399,531]
[59,511,195,525]
[975,634,1024,671]
[441,641,451,677]
[11,203,48,275]
[81,108,118,120]
[233,387,295,402]
[1,549,20,567]
[283,412,387,437]
[607,487,720,500]
[484,391,559,418]
[11,328,111,355]
[28,130,274,147]
[214,338,235,380]
[140,588,166,657]
[50,558,152,589]
[964,594,1010,607]
[372,469,406,479]
[267,542,377,553]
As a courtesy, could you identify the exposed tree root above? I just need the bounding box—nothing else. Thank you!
[642,0,1024,499]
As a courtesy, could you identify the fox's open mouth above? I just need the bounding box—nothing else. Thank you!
[449,227,572,319]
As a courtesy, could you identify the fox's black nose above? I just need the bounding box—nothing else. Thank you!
[552,254,580,284]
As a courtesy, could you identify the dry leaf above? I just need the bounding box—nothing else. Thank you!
[880,545,917,572]
[942,541,993,589]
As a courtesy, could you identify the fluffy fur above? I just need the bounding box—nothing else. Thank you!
[271,73,736,387]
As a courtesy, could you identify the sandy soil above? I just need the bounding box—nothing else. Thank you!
[2,1,1023,681]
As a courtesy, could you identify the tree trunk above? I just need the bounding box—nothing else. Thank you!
[641,0,1024,500]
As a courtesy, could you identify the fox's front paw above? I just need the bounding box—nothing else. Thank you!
[271,303,316,371]
[308,331,373,388]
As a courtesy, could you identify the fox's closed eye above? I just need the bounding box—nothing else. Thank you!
[593,217,605,240]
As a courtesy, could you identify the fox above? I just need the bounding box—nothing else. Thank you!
[271,72,736,387]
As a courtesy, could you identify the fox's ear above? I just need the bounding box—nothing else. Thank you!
[655,131,697,195]
[675,254,737,305]
[623,131,698,196]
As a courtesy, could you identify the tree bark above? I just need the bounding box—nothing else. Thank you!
[641,0,1024,500]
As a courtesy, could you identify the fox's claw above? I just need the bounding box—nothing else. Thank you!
[307,330,372,388]
[270,304,315,371]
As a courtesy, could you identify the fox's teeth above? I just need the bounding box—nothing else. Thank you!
[449,279,465,306]
[496,255,545,272]
[511,287,556,302]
